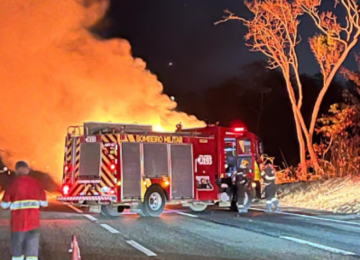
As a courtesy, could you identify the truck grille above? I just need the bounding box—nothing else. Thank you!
[79,142,102,179]
[121,142,142,199]
[170,144,194,199]
[144,143,168,177]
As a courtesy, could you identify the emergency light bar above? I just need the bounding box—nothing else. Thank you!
[233,127,245,132]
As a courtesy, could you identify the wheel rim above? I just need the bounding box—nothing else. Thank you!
[149,192,162,211]
[108,205,119,214]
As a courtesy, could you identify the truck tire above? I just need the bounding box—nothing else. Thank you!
[140,185,166,217]
[101,205,125,218]
[189,202,207,212]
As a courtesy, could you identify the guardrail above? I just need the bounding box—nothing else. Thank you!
[69,234,81,259]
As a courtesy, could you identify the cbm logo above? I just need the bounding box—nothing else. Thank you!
[197,155,212,165]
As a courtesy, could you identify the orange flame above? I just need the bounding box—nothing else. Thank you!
[0,0,204,183]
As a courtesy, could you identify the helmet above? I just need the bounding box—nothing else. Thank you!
[240,159,249,168]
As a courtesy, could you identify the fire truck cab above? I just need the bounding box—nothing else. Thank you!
[57,122,264,217]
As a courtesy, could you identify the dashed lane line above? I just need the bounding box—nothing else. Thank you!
[67,205,83,213]
[280,236,357,256]
[100,224,120,234]
[64,202,159,257]
[176,212,198,218]
[84,214,98,222]
[126,240,157,257]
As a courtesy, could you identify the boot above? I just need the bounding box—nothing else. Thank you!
[239,208,248,213]
[237,205,247,213]
[273,200,280,212]
[265,203,272,213]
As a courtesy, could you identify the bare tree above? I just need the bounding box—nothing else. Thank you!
[216,0,308,178]
[216,0,360,176]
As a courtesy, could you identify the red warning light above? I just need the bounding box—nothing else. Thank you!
[233,127,245,132]
[62,185,70,195]
[110,164,116,171]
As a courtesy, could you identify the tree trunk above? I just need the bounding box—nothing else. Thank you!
[294,110,307,180]
[256,93,264,136]
[305,133,321,174]
[283,77,308,178]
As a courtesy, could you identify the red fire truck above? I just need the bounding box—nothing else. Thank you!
[57,122,265,217]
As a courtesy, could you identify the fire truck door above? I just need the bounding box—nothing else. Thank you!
[237,139,254,173]
[193,138,217,201]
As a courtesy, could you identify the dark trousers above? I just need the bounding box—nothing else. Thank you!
[254,180,261,199]
[11,229,39,259]
[265,183,277,201]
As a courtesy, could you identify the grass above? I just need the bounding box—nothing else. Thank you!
[277,176,360,213]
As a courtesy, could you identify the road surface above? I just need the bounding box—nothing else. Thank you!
[0,192,359,260]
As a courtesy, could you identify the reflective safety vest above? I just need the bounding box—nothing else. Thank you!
[1,175,48,232]
[254,161,261,181]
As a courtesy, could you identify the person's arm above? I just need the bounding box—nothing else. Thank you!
[38,183,48,208]
[1,185,13,209]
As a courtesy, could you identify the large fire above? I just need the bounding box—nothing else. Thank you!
[0,0,204,182]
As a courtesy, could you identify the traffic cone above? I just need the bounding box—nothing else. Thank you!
[70,234,81,260]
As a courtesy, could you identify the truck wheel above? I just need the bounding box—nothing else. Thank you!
[101,205,124,218]
[189,202,207,212]
[141,185,166,217]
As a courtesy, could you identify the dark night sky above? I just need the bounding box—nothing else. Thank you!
[102,0,359,94]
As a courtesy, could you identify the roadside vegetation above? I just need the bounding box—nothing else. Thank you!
[217,0,360,212]
[275,58,360,213]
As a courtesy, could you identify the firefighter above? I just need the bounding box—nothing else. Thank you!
[253,158,262,201]
[261,161,279,212]
[233,160,249,213]
[1,161,48,260]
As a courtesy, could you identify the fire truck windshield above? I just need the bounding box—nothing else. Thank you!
[238,139,251,154]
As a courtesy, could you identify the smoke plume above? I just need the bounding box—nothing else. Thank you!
[0,0,204,182]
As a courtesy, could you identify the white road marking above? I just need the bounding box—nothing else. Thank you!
[177,212,198,218]
[100,224,120,234]
[68,205,83,213]
[120,209,185,215]
[277,210,360,227]
[126,240,157,257]
[84,214,97,221]
[250,207,360,227]
[280,236,357,256]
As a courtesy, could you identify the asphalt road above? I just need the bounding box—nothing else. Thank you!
[0,192,359,260]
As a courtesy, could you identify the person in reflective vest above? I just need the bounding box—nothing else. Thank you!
[253,158,262,201]
[261,162,279,212]
[233,160,249,213]
[1,161,48,260]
